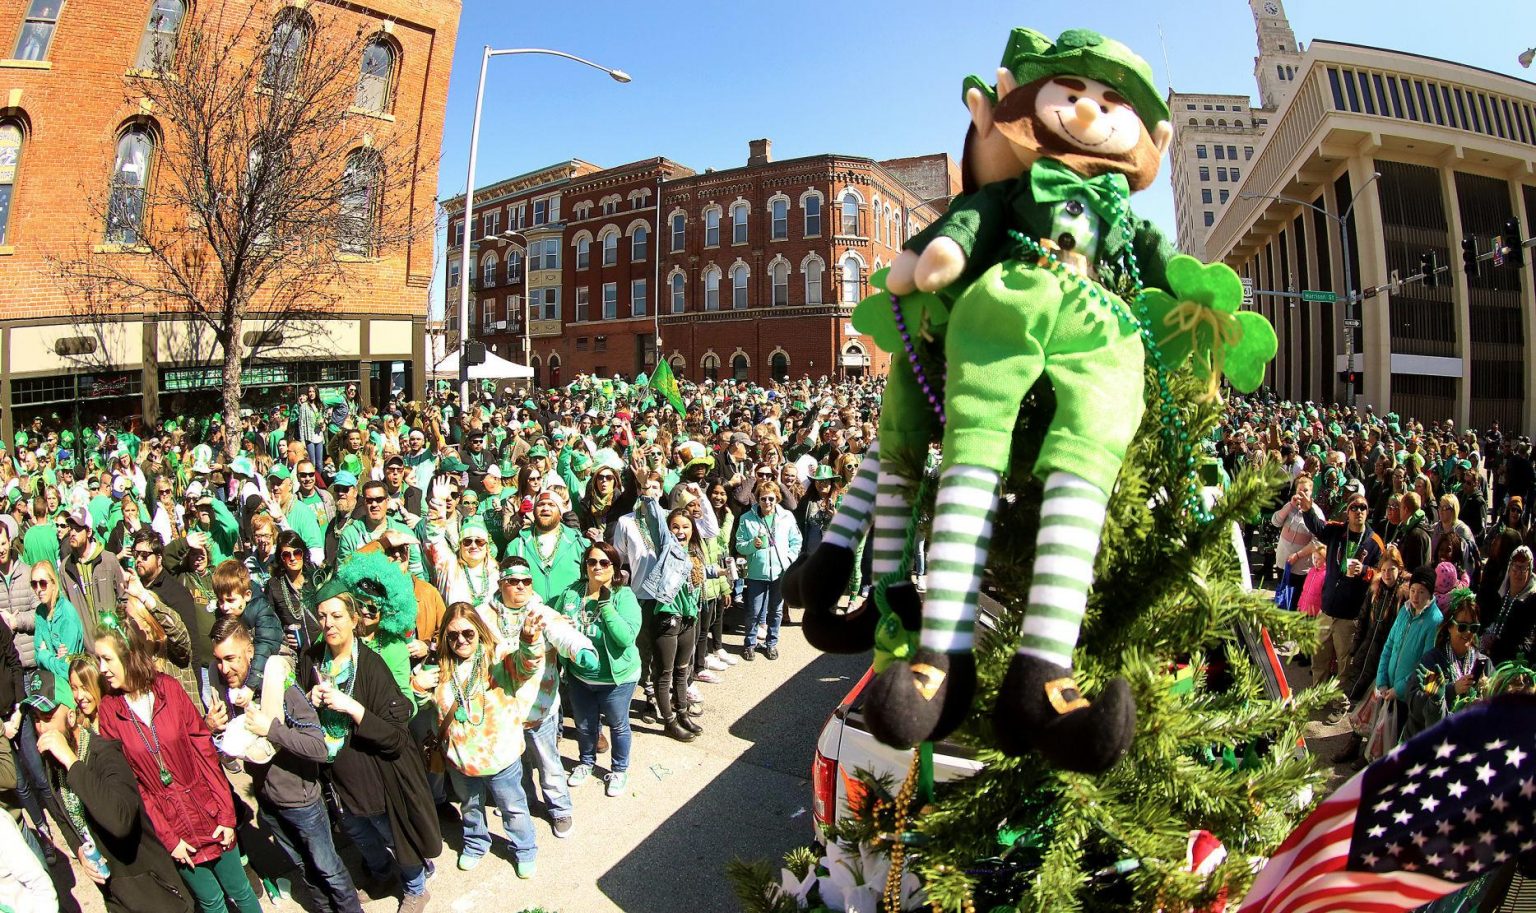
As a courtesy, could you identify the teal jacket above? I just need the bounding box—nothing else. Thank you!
[735,507,802,582]
[1376,602,1444,698]
[552,584,642,686]
[35,595,84,680]
[504,525,586,606]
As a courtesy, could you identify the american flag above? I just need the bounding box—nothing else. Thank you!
[1238,693,1536,913]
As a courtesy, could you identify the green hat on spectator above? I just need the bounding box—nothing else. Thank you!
[460,516,489,542]
[267,464,291,482]
[527,445,548,459]
[438,456,467,473]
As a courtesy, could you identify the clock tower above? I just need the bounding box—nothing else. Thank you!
[1252,0,1305,110]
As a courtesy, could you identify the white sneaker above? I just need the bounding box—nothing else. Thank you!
[704,655,728,671]
[686,684,703,704]
[715,649,739,666]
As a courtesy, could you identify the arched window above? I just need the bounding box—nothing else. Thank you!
[575,235,590,270]
[670,272,685,313]
[530,354,541,387]
[669,355,686,375]
[263,9,311,90]
[770,198,788,240]
[480,252,498,288]
[338,149,382,255]
[506,251,521,282]
[355,38,395,113]
[839,254,862,304]
[704,207,720,246]
[731,263,749,309]
[804,255,824,306]
[1189,117,1198,126]
[731,353,749,381]
[13,0,61,62]
[106,126,155,245]
[804,193,822,236]
[669,212,685,252]
[840,192,860,235]
[770,352,789,382]
[770,259,789,306]
[0,121,22,245]
[731,201,749,244]
[703,266,721,311]
[631,224,648,261]
[136,0,186,71]
[601,230,617,266]
[701,353,720,381]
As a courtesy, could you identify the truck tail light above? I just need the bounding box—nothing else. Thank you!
[812,748,837,831]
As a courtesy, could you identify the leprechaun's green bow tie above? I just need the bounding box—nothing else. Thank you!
[1029,158,1130,227]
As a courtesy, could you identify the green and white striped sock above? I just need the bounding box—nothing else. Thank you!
[823,441,880,551]
[919,465,1000,654]
[870,466,913,577]
[1017,471,1110,669]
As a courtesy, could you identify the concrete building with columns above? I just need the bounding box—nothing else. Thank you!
[1205,39,1536,432]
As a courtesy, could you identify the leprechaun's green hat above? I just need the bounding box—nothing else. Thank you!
[963,27,1169,132]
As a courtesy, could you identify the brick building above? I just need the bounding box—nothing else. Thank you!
[0,0,459,441]
[444,139,959,387]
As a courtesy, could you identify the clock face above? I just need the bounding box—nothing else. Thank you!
[1264,1,1279,14]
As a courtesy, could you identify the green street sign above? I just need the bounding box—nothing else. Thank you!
[1301,290,1338,303]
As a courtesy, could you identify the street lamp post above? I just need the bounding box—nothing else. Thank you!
[1240,171,1380,409]
[456,47,629,407]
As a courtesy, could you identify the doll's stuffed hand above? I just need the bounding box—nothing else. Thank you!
[913,237,967,292]
[886,250,921,295]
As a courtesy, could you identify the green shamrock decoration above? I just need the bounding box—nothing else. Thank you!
[851,268,950,354]
[1140,255,1277,396]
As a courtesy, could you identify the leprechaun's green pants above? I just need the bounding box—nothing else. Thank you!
[932,260,1145,495]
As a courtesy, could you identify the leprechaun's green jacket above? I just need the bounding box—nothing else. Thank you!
[905,172,1177,300]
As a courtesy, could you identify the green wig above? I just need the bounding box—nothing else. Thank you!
[333,550,417,644]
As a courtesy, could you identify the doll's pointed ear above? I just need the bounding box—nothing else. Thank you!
[996,66,1019,99]
[966,86,996,138]
[1151,120,1173,157]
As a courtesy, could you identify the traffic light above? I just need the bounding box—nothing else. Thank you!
[1504,218,1524,268]
[1462,236,1478,276]
[464,341,486,366]
[1419,251,1438,288]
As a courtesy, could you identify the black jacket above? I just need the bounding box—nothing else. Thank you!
[0,614,21,719]
[145,570,208,670]
[44,736,194,913]
[1301,513,1385,621]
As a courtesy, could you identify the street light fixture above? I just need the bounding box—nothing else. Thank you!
[1239,170,1381,408]
[456,47,630,406]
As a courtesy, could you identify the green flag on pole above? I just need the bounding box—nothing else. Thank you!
[649,358,686,414]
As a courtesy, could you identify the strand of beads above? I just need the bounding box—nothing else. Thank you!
[1005,229,1212,523]
[890,293,947,426]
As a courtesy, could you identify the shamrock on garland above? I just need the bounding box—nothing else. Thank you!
[1140,254,1277,398]
[850,268,949,355]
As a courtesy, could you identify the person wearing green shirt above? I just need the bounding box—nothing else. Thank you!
[503,492,585,605]
[336,480,425,578]
[552,541,640,798]
[183,485,240,567]
[265,466,324,564]
[20,500,62,568]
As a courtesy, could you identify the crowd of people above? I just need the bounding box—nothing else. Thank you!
[1220,397,1536,762]
[2,375,1533,913]
[0,373,885,913]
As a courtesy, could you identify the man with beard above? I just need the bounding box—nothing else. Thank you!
[322,471,360,567]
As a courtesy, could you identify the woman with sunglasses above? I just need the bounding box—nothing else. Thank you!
[266,529,323,654]
[553,541,641,798]
[1401,588,1491,742]
[32,562,83,682]
[420,603,543,875]
[576,462,636,544]
[300,573,440,909]
[105,494,146,559]
[426,507,499,618]
[94,625,261,913]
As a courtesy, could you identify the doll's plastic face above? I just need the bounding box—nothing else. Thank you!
[1034,77,1142,156]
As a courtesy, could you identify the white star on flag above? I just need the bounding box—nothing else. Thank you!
[1448,781,1468,798]
[1506,746,1528,768]
[1435,740,1455,759]
[1420,796,1440,813]
[1477,763,1497,784]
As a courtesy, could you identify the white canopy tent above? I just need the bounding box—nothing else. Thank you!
[429,348,533,380]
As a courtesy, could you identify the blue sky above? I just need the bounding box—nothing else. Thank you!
[430,1,1521,310]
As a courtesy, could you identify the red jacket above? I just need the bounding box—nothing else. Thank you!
[98,672,236,867]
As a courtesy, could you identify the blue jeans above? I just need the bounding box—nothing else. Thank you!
[13,712,54,843]
[449,760,537,863]
[338,810,430,896]
[566,679,636,773]
[744,578,784,650]
[523,707,572,819]
[306,441,326,470]
[259,799,362,913]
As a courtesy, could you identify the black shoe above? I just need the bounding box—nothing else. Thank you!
[679,713,704,734]
[763,646,779,661]
[992,654,1136,773]
[741,647,756,662]
[638,700,659,724]
[664,717,697,742]
[783,543,855,615]
[863,648,977,749]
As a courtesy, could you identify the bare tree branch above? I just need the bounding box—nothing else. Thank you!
[52,0,434,455]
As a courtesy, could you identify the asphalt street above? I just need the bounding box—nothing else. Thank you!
[51,614,871,913]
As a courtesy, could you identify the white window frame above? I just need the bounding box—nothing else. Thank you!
[669,271,685,314]
[602,282,617,319]
[575,286,589,322]
[669,212,686,252]
[703,207,720,247]
[631,278,647,317]
[704,267,721,311]
[770,197,788,240]
[731,201,749,245]
[731,263,749,310]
